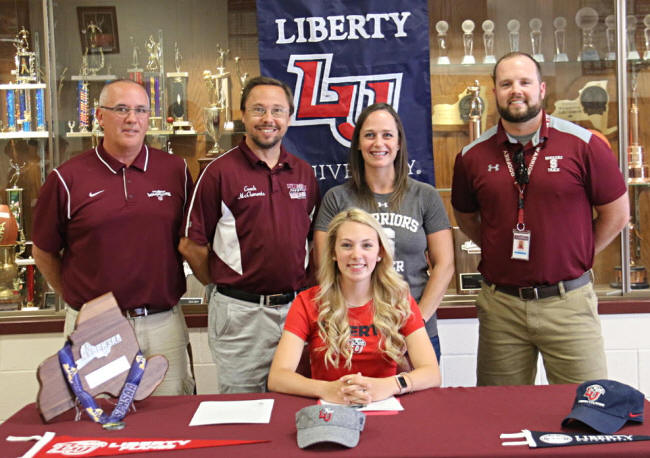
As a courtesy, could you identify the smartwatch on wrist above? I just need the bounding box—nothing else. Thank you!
[395,373,409,395]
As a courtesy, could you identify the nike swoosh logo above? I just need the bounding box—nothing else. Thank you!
[89,190,104,197]
[629,413,643,418]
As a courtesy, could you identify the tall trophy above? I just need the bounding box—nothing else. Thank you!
[234,56,250,96]
[435,21,450,65]
[127,36,143,84]
[553,17,569,62]
[507,19,520,52]
[612,223,649,289]
[82,20,105,76]
[482,20,496,64]
[461,20,476,65]
[529,18,544,62]
[0,202,20,309]
[605,15,617,61]
[644,15,650,60]
[576,7,599,61]
[203,44,232,157]
[144,35,163,130]
[627,15,641,60]
[628,78,648,183]
[166,42,195,135]
[466,80,483,142]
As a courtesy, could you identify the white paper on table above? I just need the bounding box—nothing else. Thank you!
[320,396,403,411]
[189,399,275,426]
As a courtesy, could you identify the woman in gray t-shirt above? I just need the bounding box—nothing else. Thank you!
[314,103,454,362]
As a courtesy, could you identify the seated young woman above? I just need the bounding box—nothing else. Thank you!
[267,208,441,405]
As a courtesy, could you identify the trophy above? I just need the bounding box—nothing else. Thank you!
[529,18,544,62]
[127,36,143,84]
[643,15,650,61]
[605,15,617,61]
[576,7,599,61]
[0,203,20,309]
[466,80,483,142]
[612,223,649,289]
[82,20,105,76]
[77,59,90,133]
[507,19,520,52]
[628,77,648,183]
[461,20,475,65]
[627,15,641,60]
[435,21,450,65]
[203,44,233,156]
[145,35,163,130]
[552,17,569,62]
[482,20,496,64]
[166,42,195,134]
[234,56,249,96]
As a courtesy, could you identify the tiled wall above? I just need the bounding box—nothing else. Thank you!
[2,313,649,423]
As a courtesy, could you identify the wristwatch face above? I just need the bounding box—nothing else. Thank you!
[397,374,408,390]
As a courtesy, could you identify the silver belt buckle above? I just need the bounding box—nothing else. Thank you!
[264,294,283,307]
[518,287,539,300]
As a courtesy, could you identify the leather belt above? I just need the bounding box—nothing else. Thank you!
[217,285,298,307]
[487,271,592,300]
[123,306,170,318]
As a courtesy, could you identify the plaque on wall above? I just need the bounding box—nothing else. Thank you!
[550,80,617,135]
[433,85,488,128]
[453,227,483,294]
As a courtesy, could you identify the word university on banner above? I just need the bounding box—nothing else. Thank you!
[256,0,434,194]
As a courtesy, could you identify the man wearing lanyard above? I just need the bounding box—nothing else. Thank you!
[451,52,629,386]
[32,79,195,396]
[179,76,320,393]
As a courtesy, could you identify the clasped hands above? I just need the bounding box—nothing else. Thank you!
[323,372,394,405]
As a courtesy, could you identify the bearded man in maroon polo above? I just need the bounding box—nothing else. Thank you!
[32,79,195,396]
[180,76,320,393]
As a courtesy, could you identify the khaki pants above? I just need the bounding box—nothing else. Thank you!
[476,281,607,386]
[65,306,195,396]
[208,290,290,393]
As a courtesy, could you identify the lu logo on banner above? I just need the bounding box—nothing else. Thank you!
[256,0,433,195]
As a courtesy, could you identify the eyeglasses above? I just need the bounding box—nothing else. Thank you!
[100,105,151,117]
[513,148,529,185]
[247,106,289,118]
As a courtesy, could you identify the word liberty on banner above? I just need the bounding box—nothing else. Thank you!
[6,432,268,457]
[256,0,433,195]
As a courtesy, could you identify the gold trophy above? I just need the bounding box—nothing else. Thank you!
[467,80,483,142]
[628,78,648,183]
[203,44,233,157]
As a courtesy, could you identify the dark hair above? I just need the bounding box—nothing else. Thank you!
[348,103,409,211]
[492,52,543,83]
[240,76,294,115]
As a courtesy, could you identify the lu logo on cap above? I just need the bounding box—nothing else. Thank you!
[295,404,366,449]
[562,379,645,434]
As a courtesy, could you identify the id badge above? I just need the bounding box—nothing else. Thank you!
[512,229,531,261]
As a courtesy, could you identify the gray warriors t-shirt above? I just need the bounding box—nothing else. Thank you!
[315,178,450,337]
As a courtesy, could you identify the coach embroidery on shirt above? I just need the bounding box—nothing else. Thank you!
[545,155,563,172]
[287,183,307,199]
[238,185,266,200]
[147,190,172,201]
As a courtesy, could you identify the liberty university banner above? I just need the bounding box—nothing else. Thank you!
[256,0,434,194]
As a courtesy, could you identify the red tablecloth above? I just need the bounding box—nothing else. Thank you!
[2,384,650,457]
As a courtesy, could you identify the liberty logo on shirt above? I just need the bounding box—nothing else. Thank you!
[147,190,172,201]
[348,337,367,354]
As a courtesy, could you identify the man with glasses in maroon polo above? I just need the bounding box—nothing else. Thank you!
[180,76,320,393]
[32,79,195,396]
[452,52,629,386]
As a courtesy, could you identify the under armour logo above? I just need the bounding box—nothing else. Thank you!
[377,202,388,208]
[488,164,499,172]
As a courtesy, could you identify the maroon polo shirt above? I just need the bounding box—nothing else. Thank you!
[184,139,320,294]
[452,112,626,286]
[32,142,192,310]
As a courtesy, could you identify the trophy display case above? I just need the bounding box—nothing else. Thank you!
[1,0,650,321]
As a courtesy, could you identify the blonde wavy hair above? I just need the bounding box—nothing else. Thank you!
[316,208,412,370]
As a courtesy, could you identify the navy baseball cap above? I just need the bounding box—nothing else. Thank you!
[562,379,645,434]
[296,405,366,448]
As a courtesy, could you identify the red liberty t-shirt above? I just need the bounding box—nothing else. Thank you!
[284,286,424,381]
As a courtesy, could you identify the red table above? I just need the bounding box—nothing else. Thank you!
[2,384,649,457]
